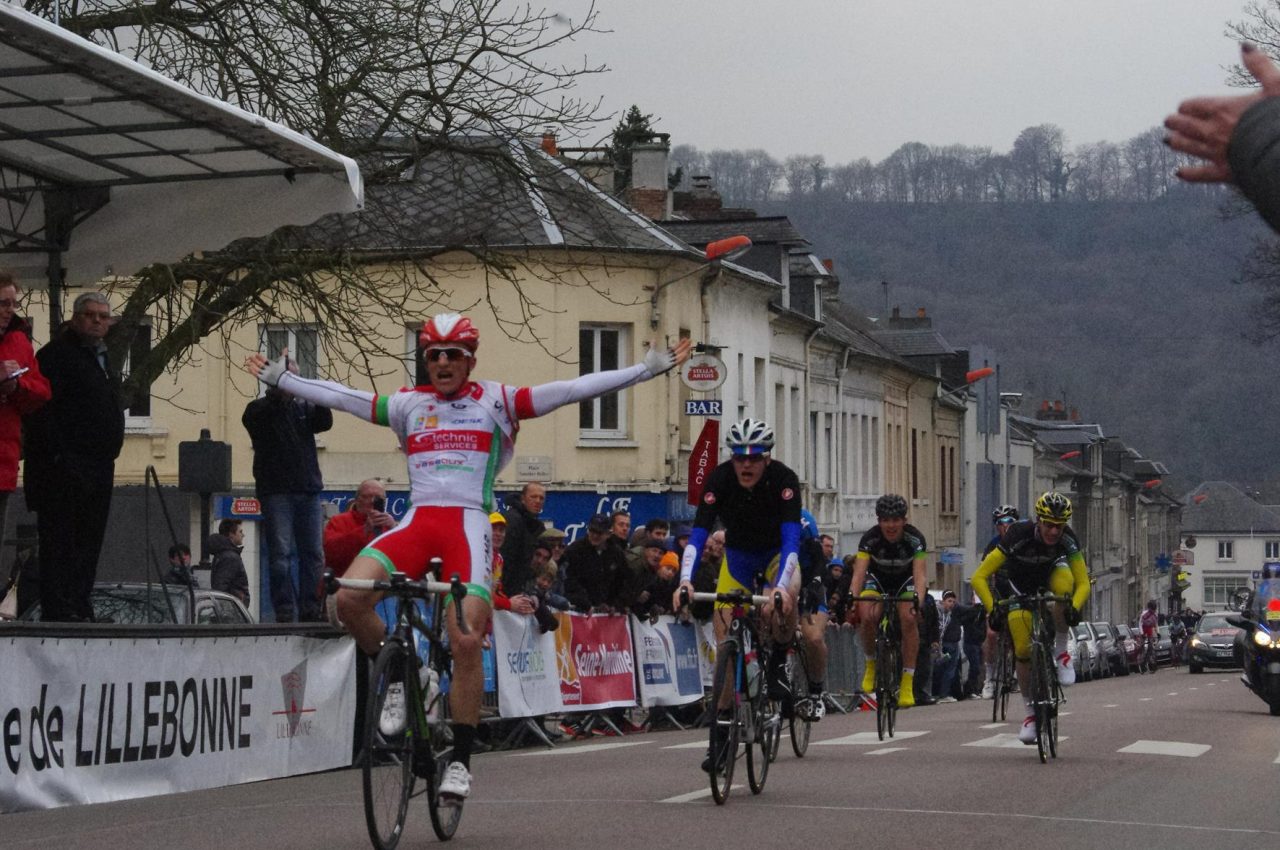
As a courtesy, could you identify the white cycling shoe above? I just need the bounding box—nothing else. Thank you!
[379,682,407,736]
[438,761,472,804]
[1056,652,1076,687]
[1018,715,1037,745]
[981,680,996,700]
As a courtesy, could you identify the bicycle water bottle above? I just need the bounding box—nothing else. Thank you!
[422,666,441,719]
[745,650,760,698]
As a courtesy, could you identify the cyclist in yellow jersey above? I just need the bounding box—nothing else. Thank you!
[972,491,1090,744]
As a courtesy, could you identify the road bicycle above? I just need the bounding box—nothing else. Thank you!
[997,593,1070,764]
[326,563,469,847]
[680,587,782,804]
[1139,631,1159,674]
[852,593,917,741]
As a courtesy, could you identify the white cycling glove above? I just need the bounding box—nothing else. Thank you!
[642,344,678,377]
[256,353,289,388]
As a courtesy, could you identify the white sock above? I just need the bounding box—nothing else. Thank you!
[902,667,915,676]
[984,663,994,679]
[1054,634,1069,655]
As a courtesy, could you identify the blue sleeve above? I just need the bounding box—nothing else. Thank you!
[683,526,709,581]
[777,520,801,586]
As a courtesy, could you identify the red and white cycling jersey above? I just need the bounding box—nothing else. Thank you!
[1139,608,1159,637]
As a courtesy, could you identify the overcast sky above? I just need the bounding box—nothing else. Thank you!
[554,0,1252,163]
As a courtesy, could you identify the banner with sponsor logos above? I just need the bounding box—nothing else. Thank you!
[0,634,356,813]
[491,611,561,717]
[631,616,704,707]
[553,611,637,710]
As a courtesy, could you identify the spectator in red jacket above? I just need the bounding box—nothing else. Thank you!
[322,479,395,577]
[0,272,48,513]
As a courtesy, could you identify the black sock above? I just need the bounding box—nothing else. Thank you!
[809,680,825,695]
[452,724,476,768]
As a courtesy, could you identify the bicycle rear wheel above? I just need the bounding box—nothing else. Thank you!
[709,640,740,805]
[875,638,898,741]
[991,635,1008,723]
[787,643,812,758]
[363,641,416,850]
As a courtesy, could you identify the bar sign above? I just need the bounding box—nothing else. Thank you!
[684,399,722,416]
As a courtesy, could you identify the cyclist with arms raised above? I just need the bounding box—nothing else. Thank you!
[972,491,1090,744]
[848,494,928,708]
[673,418,806,765]
[246,314,689,801]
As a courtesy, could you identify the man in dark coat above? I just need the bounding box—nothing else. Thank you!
[242,358,331,622]
[561,513,628,613]
[209,519,250,606]
[24,292,123,622]
[499,482,545,596]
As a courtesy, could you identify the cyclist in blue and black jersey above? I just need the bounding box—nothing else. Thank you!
[675,419,809,726]
[980,504,1019,699]
[848,494,929,708]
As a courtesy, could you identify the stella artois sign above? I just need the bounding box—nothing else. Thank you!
[680,353,727,392]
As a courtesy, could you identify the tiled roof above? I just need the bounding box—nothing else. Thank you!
[1182,481,1280,534]
[294,141,694,256]
[660,216,809,247]
[871,327,957,357]
[820,300,911,365]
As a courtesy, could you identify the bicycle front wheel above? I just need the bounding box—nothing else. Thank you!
[363,641,417,850]
[875,638,898,741]
[425,684,462,840]
[745,684,771,794]
[787,645,812,757]
[1030,642,1052,764]
[992,636,1009,723]
[708,640,740,805]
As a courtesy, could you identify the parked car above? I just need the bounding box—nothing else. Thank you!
[1112,623,1140,674]
[1155,624,1173,665]
[1072,622,1105,680]
[21,582,254,625]
[1087,621,1123,677]
[1188,611,1244,673]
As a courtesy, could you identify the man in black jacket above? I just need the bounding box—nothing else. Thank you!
[914,589,940,705]
[209,520,250,606]
[932,590,963,702]
[242,359,332,622]
[561,513,628,612]
[24,292,123,622]
[499,482,545,596]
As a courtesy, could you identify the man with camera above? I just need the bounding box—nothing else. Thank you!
[323,479,396,579]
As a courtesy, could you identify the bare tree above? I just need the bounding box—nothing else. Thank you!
[18,0,614,407]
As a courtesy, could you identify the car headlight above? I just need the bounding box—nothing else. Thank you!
[1190,636,1204,649]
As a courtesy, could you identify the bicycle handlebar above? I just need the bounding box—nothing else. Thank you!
[677,586,779,609]
[994,593,1073,608]
[322,557,470,633]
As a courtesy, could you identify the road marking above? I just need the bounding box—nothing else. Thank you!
[963,733,1069,749]
[517,740,652,756]
[1118,740,1210,757]
[1167,692,1179,696]
[663,741,710,750]
[1274,750,1280,764]
[1139,697,1152,701]
[813,730,930,745]
[659,785,743,804]
[1104,704,1119,708]
[865,747,910,755]
[1189,687,1199,690]
[980,722,1005,729]
[1059,711,1072,716]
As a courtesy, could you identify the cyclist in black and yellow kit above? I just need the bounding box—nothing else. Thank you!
[848,494,928,709]
[972,491,1090,744]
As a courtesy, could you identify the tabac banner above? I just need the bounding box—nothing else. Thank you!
[491,611,561,718]
[0,634,356,812]
[553,612,637,710]
[687,419,720,506]
[630,615,704,707]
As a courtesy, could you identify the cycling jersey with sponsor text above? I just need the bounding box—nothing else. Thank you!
[857,524,928,575]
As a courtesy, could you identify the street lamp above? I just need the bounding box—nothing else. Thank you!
[649,235,752,328]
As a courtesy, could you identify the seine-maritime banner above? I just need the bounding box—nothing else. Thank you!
[1,635,356,812]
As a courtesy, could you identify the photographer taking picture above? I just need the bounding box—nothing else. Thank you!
[323,479,396,580]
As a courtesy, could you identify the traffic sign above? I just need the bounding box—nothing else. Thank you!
[684,399,722,416]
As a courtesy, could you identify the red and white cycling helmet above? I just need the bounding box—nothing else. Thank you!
[419,312,479,354]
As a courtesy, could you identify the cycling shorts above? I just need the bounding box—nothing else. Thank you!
[861,567,916,599]
[358,505,494,605]
[714,548,812,610]
[1003,564,1075,661]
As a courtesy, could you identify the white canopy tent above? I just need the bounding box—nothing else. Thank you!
[0,4,363,326]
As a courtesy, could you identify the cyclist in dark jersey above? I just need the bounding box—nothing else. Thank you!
[848,494,928,708]
[973,491,1090,744]
[980,504,1019,699]
[677,420,804,661]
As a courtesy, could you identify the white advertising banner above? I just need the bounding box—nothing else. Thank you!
[0,634,357,812]
[631,616,705,707]
[491,611,562,718]
[697,619,718,688]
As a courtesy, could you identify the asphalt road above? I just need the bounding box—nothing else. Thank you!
[6,666,1278,850]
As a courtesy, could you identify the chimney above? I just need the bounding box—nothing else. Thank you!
[891,306,901,320]
[1053,400,1064,413]
[822,258,834,272]
[540,130,558,156]
[917,307,926,319]
[676,173,724,219]
[624,137,672,220]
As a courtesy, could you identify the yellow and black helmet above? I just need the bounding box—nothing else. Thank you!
[1034,491,1072,523]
